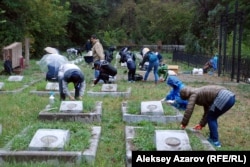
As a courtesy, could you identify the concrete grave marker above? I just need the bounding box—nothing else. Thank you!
[29,129,70,151]
[141,101,164,116]
[45,82,59,91]
[8,75,24,81]
[155,130,192,151]
[101,84,117,92]
[59,101,83,113]
[0,82,4,90]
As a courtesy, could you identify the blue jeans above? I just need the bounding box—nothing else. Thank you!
[207,95,235,141]
[94,70,100,79]
[143,61,159,83]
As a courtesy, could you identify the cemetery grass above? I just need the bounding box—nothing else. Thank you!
[0,54,250,167]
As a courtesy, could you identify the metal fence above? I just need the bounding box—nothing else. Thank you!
[172,50,250,83]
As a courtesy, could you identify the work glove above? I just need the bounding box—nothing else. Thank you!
[69,96,75,101]
[180,124,186,130]
[166,100,175,104]
[193,124,203,130]
[76,96,82,100]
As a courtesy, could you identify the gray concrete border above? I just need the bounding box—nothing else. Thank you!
[87,87,131,98]
[122,101,183,124]
[38,101,102,123]
[0,78,42,94]
[0,126,101,165]
[125,126,215,167]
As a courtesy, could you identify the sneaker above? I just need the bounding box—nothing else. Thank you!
[212,141,221,148]
[207,138,221,148]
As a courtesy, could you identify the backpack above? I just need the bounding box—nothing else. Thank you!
[147,52,158,63]
[101,61,117,76]
[46,64,59,82]
[134,74,143,81]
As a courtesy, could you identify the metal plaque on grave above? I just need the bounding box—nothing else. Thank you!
[141,101,164,115]
[45,82,59,91]
[28,129,70,151]
[155,130,192,151]
[59,101,83,113]
[8,75,24,81]
[0,82,4,90]
[101,84,117,92]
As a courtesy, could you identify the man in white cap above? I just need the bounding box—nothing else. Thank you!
[140,47,159,84]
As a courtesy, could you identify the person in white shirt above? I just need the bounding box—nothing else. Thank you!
[58,63,85,100]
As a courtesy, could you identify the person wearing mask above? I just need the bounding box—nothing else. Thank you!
[180,85,235,148]
[58,63,85,100]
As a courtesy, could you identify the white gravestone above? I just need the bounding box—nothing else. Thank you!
[46,82,59,91]
[155,130,192,151]
[0,82,4,90]
[29,129,70,151]
[59,101,83,113]
[8,75,24,81]
[141,101,164,115]
[101,84,117,92]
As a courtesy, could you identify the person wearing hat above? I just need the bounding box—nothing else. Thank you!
[180,85,235,147]
[140,47,159,84]
[58,63,85,100]
[90,34,105,79]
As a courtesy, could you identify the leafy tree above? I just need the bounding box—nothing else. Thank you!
[0,0,70,57]
[66,0,107,47]
[136,0,193,45]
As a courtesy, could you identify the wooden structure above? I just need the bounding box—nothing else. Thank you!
[168,65,179,74]
[3,42,23,69]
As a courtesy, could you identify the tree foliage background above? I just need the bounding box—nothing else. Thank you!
[0,0,249,58]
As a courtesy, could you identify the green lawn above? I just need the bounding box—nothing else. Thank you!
[0,53,250,167]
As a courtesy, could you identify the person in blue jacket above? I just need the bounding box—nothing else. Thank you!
[119,47,136,82]
[161,76,188,110]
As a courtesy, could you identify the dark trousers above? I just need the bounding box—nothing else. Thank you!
[207,95,235,141]
[128,68,136,81]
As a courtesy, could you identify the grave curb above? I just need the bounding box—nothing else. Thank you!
[0,78,42,94]
[38,101,102,123]
[0,126,101,165]
[122,101,183,124]
[87,87,131,98]
[125,126,215,167]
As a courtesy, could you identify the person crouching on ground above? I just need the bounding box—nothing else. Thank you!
[58,63,85,100]
[161,76,188,110]
[180,85,235,148]
[92,60,117,86]
[158,64,168,82]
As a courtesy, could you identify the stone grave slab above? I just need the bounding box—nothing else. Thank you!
[155,130,192,151]
[29,129,70,151]
[8,75,24,81]
[101,84,117,92]
[0,82,4,90]
[141,101,164,116]
[45,82,59,91]
[59,101,83,113]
